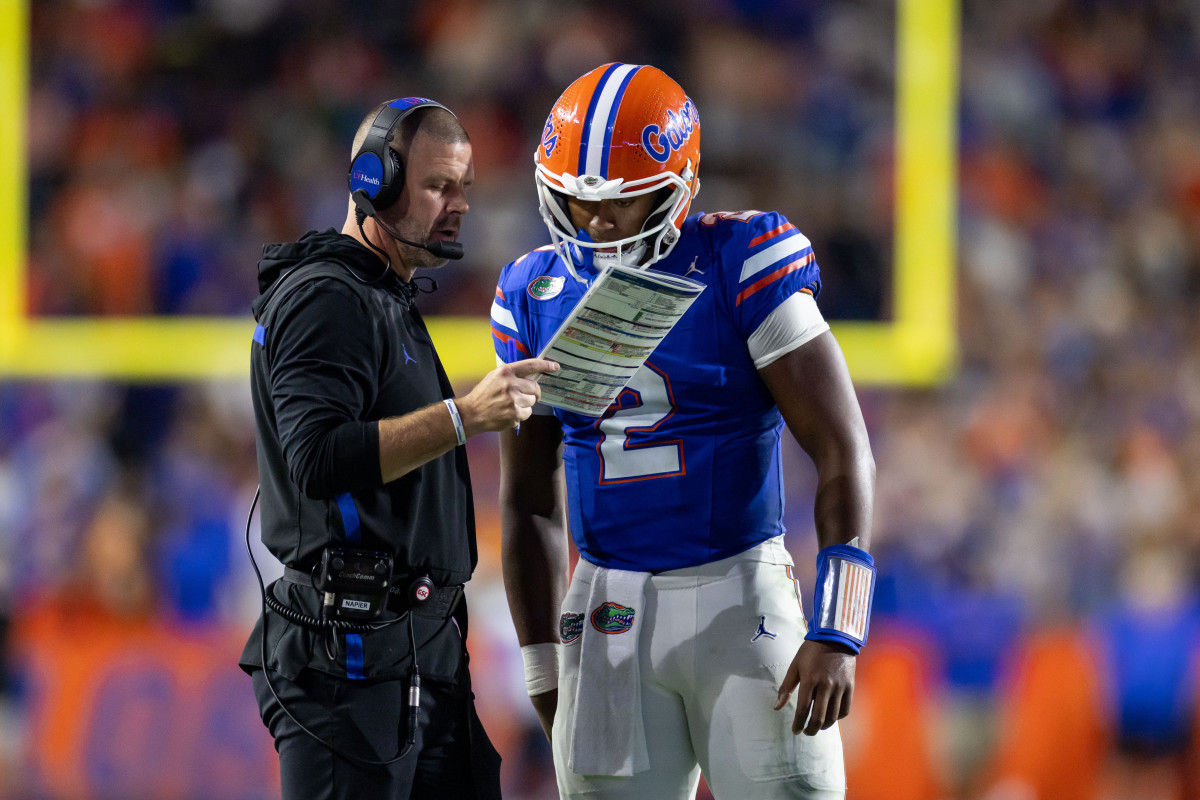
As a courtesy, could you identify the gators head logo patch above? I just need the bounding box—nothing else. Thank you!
[590,602,635,635]
[560,612,584,645]
[528,275,565,300]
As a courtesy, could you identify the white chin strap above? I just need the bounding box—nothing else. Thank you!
[592,241,648,272]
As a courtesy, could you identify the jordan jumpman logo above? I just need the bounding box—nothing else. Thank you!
[685,256,704,277]
[403,344,416,365]
[752,615,776,642]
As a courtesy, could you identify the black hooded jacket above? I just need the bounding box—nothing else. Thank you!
[241,228,476,681]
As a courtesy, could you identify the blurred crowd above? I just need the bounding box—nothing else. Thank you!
[5,0,1200,798]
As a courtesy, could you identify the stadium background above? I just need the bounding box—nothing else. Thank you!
[2,0,1200,798]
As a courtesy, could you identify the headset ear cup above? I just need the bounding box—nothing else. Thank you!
[391,148,403,184]
[348,151,386,201]
[379,147,403,210]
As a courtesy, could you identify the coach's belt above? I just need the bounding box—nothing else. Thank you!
[281,566,463,619]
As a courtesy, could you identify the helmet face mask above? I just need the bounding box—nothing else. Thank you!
[535,63,701,282]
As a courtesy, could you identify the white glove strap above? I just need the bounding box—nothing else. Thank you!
[521,642,560,696]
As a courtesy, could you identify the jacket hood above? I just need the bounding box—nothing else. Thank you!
[255,228,384,300]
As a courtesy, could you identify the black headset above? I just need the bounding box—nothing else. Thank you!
[347,97,452,215]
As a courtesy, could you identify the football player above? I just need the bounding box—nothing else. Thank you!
[494,63,876,800]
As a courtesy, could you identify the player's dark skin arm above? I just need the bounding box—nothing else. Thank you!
[499,414,569,742]
[759,329,876,736]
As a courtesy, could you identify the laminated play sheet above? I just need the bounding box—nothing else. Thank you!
[535,266,705,416]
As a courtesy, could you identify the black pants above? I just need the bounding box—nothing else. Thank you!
[252,668,501,800]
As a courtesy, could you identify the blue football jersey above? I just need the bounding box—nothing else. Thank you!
[492,211,822,572]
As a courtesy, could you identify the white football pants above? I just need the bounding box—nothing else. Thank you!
[553,535,846,799]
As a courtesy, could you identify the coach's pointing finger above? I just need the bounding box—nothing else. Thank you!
[509,358,560,379]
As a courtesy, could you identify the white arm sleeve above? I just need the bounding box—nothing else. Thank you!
[747,291,830,368]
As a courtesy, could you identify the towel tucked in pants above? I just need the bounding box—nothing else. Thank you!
[553,536,846,800]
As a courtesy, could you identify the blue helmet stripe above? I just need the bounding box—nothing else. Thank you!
[578,63,622,177]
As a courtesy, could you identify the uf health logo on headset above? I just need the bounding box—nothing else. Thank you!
[641,99,699,164]
[350,163,383,189]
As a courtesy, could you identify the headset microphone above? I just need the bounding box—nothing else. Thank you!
[391,231,460,260]
[399,237,463,260]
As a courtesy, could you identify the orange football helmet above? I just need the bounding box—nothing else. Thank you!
[535,63,701,281]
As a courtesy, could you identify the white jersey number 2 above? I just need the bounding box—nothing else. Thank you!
[597,366,684,483]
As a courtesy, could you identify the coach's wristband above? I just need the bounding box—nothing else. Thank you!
[443,398,467,446]
[805,543,876,654]
[521,643,560,696]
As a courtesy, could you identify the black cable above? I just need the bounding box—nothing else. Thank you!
[353,208,395,284]
[406,610,421,747]
[261,579,395,633]
[411,276,438,294]
[244,487,419,766]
